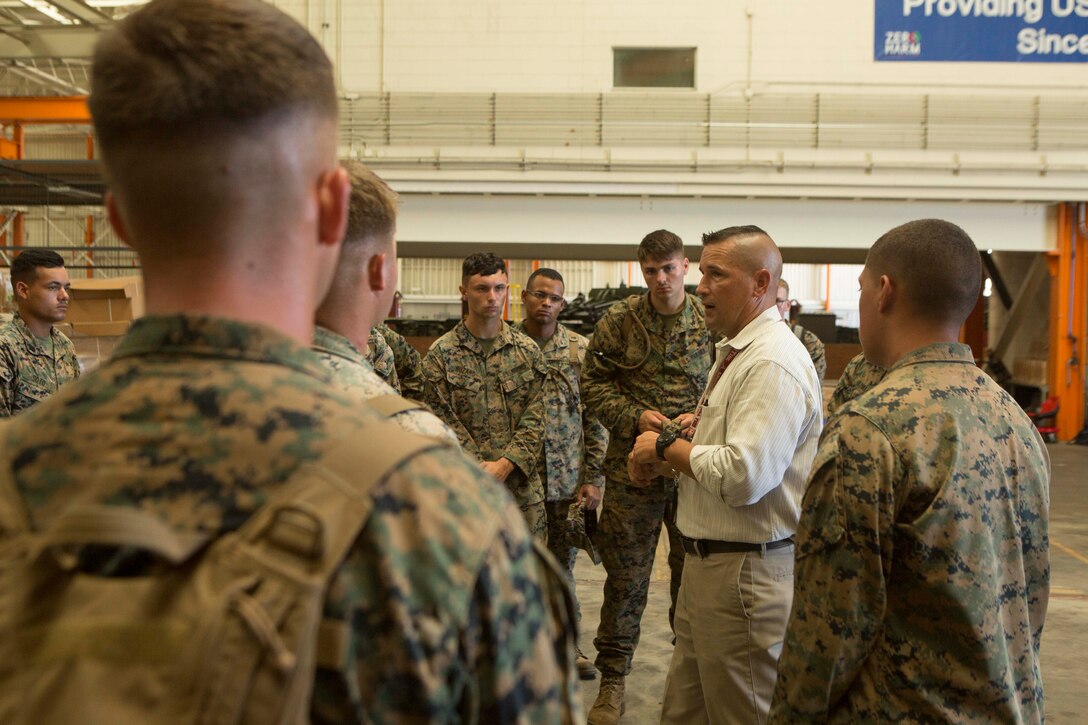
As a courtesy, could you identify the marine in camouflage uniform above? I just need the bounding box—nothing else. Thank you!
[0,314,581,722]
[776,280,826,380]
[2,0,581,719]
[0,312,80,417]
[512,318,608,609]
[788,321,826,380]
[771,342,1049,722]
[312,324,457,445]
[373,322,426,403]
[582,291,712,678]
[364,325,399,391]
[422,320,550,539]
[827,351,886,417]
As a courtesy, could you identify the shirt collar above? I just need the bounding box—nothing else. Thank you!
[455,320,515,354]
[512,320,568,352]
[715,306,782,351]
[113,314,333,382]
[311,325,368,365]
[889,342,975,371]
[11,311,57,352]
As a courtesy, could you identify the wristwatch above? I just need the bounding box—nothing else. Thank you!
[656,427,680,461]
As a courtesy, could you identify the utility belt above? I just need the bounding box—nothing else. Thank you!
[681,536,793,558]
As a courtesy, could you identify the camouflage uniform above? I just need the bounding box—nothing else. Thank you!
[581,293,712,677]
[513,320,608,621]
[365,326,398,391]
[0,312,80,418]
[827,351,886,417]
[788,321,827,380]
[374,322,426,403]
[770,343,1049,723]
[312,325,458,445]
[422,321,550,539]
[0,314,581,723]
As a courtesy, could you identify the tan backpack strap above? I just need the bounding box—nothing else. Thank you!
[199,422,448,723]
[37,506,211,564]
[366,393,421,419]
[224,421,447,684]
[235,419,446,574]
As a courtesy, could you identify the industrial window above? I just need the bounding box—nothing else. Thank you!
[613,47,695,89]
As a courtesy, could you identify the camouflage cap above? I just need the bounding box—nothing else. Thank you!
[566,500,601,565]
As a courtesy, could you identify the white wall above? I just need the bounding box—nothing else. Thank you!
[395,194,1056,252]
[273,0,1088,94]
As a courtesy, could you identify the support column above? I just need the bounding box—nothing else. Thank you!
[86,132,96,278]
[12,212,24,248]
[1047,203,1087,440]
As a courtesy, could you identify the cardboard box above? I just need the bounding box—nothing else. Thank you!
[63,276,144,372]
[67,276,144,327]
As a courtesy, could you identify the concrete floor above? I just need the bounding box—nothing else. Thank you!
[573,442,1088,723]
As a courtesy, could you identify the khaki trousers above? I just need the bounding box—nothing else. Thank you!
[660,544,794,725]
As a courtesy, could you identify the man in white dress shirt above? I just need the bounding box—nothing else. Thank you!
[629,225,822,724]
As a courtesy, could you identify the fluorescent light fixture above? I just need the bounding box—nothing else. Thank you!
[983,278,993,298]
[85,0,148,6]
[19,0,73,24]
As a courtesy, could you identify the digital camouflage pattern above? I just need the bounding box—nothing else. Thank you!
[0,315,581,723]
[790,322,827,380]
[771,343,1050,723]
[311,325,458,446]
[827,351,887,417]
[365,326,398,391]
[374,322,426,403]
[514,320,609,624]
[0,312,79,417]
[422,321,550,538]
[511,320,608,501]
[581,292,712,676]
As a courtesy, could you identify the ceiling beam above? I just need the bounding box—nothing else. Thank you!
[44,0,110,25]
[0,26,100,57]
[0,95,90,123]
[5,60,88,94]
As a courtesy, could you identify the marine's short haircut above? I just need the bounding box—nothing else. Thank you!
[866,219,982,324]
[342,160,398,249]
[89,0,338,153]
[11,248,65,288]
[527,268,564,289]
[778,278,791,296]
[462,253,507,280]
[637,230,684,263]
[701,225,769,246]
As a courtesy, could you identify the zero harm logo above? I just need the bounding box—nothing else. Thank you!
[884,30,922,56]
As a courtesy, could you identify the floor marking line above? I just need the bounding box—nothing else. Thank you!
[1053,540,1088,568]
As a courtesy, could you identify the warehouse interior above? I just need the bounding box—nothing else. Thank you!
[1,1,1087,721]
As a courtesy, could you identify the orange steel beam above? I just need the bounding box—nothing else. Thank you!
[85,215,96,278]
[824,264,831,311]
[0,97,91,124]
[0,136,17,159]
[12,213,24,248]
[1047,203,1087,440]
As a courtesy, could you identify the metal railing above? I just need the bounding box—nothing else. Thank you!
[339,90,1088,153]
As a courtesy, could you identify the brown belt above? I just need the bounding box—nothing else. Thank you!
[681,536,793,558]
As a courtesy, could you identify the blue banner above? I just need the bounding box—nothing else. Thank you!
[875,0,1088,62]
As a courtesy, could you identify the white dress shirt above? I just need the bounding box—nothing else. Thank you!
[678,306,822,543]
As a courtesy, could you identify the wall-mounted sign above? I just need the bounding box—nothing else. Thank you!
[875,0,1088,62]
